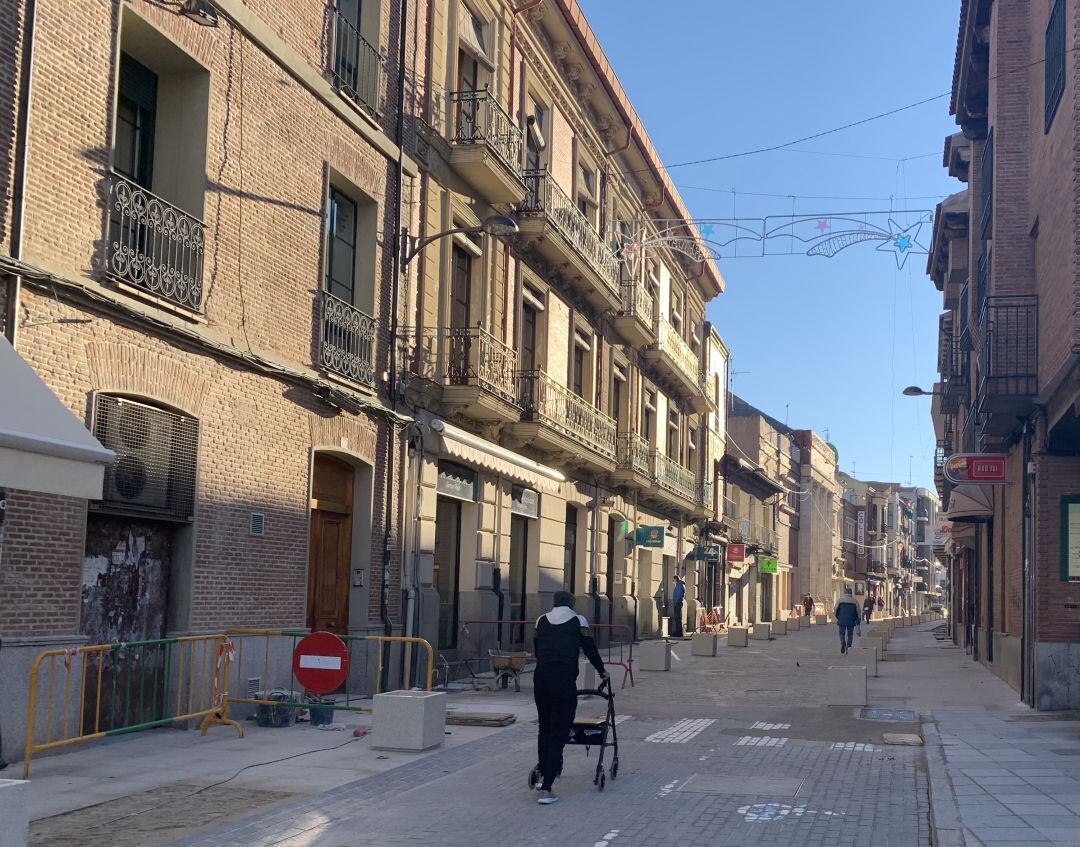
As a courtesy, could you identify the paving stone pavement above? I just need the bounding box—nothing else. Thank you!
[168,622,935,847]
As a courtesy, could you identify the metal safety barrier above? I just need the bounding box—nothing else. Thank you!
[457,620,634,689]
[23,634,241,777]
[218,630,434,722]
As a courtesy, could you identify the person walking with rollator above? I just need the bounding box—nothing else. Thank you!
[835,587,861,654]
[532,590,607,805]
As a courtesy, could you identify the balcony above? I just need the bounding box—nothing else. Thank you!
[613,432,654,489]
[942,339,968,413]
[722,496,738,530]
[696,481,715,520]
[515,170,621,312]
[613,282,656,346]
[448,89,526,204]
[642,318,708,411]
[106,172,205,313]
[645,451,698,514]
[510,369,616,474]
[751,523,778,554]
[320,291,376,388]
[329,8,380,116]
[977,295,1038,436]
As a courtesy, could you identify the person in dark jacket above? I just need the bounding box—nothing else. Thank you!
[671,574,686,637]
[532,590,607,805]
[803,594,814,618]
[862,595,874,623]
[835,587,862,653]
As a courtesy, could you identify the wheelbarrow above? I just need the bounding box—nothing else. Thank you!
[489,650,531,691]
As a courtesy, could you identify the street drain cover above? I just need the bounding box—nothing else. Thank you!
[860,708,916,722]
[679,775,804,796]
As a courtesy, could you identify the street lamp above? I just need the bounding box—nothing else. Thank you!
[901,385,938,397]
[401,215,518,267]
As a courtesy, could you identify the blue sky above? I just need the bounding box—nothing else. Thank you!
[578,0,961,489]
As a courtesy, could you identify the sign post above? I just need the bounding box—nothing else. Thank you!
[293,631,351,694]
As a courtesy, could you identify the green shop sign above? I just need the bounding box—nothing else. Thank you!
[635,526,665,547]
[758,557,778,574]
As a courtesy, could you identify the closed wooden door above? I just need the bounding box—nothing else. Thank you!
[309,455,354,634]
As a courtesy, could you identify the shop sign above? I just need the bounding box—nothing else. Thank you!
[944,454,1007,485]
[728,542,745,563]
[695,544,721,562]
[856,509,865,554]
[635,525,665,547]
[933,520,952,547]
[758,556,778,574]
[510,485,539,518]
[437,461,476,501]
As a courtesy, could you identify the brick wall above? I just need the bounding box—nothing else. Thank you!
[1033,453,1080,644]
[0,488,87,635]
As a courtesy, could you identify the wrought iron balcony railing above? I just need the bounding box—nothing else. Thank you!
[722,496,738,524]
[977,294,1038,393]
[654,318,702,388]
[518,369,617,460]
[620,281,655,323]
[450,89,523,177]
[321,291,377,387]
[617,432,652,477]
[653,451,697,503]
[519,169,619,294]
[698,481,714,513]
[106,172,205,312]
[752,523,778,551]
[446,326,518,405]
[330,7,381,115]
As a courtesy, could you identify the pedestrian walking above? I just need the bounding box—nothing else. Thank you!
[532,590,607,806]
[862,595,874,623]
[876,596,885,615]
[835,588,861,654]
[671,573,686,637]
[803,593,814,618]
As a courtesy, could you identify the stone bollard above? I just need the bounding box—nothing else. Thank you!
[863,635,886,658]
[691,632,718,656]
[727,627,749,647]
[788,617,801,631]
[0,780,28,847]
[639,640,673,670]
[800,615,811,628]
[751,623,771,640]
[771,620,788,636]
[827,665,868,706]
[814,614,828,625]
[372,690,447,752]
[853,645,879,677]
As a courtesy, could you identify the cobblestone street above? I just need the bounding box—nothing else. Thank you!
[166,623,938,847]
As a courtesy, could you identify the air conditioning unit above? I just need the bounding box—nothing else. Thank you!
[94,395,197,520]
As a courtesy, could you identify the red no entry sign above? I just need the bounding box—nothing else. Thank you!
[293,631,350,693]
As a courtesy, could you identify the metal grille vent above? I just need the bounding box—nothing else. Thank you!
[249,512,265,537]
[246,677,261,698]
[92,394,198,521]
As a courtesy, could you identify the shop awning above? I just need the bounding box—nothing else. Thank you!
[0,336,114,499]
[430,418,565,493]
[945,483,993,524]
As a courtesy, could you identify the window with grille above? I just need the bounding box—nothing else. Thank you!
[1046,0,1066,132]
[92,395,199,522]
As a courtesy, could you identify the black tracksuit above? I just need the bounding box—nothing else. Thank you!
[533,608,606,790]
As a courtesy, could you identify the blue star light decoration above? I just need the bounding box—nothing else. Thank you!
[875,219,926,268]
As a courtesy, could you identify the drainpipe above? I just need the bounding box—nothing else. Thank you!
[380,0,410,692]
[590,481,601,626]
[400,423,423,688]
[5,0,37,346]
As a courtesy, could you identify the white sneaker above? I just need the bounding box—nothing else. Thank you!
[537,790,559,805]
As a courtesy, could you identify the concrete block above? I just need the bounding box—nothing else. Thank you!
[854,645,879,677]
[771,620,788,636]
[800,615,811,628]
[691,632,718,657]
[372,690,447,752]
[727,627,748,647]
[827,665,867,706]
[864,635,886,657]
[0,780,29,847]
[639,640,673,671]
[814,614,827,625]
[751,623,771,640]
[788,617,801,631]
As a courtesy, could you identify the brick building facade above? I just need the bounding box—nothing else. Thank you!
[929,0,1080,709]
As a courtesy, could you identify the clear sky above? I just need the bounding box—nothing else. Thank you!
[578,0,962,490]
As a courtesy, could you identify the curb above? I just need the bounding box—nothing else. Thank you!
[922,716,967,847]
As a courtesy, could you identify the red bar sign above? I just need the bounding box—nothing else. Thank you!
[969,456,1006,481]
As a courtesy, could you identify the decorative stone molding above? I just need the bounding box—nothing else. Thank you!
[85,342,211,416]
[309,411,379,464]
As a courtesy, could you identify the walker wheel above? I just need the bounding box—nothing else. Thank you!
[528,766,541,789]
[597,773,606,791]
[610,759,619,780]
